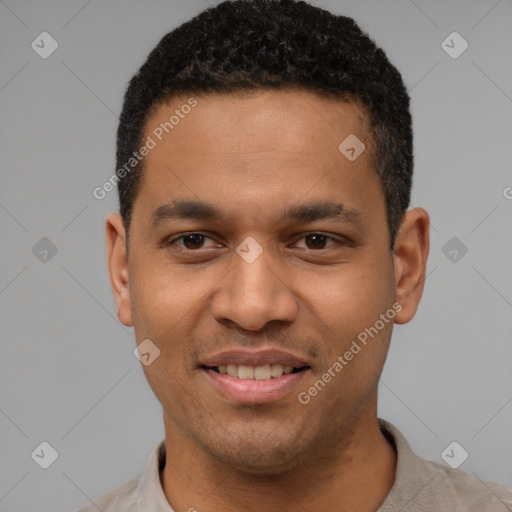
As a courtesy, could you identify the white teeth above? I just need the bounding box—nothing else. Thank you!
[271,364,284,377]
[254,364,272,380]
[238,365,254,379]
[227,364,238,377]
[215,363,295,380]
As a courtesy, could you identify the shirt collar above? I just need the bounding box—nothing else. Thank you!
[376,418,436,511]
[136,438,175,511]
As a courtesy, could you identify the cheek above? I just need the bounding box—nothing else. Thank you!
[295,260,396,388]
[129,262,200,332]
[141,359,193,433]
[300,261,395,328]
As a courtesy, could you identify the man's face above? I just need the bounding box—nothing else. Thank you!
[108,90,418,473]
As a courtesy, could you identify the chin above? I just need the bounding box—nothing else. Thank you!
[199,429,313,477]
[214,449,302,477]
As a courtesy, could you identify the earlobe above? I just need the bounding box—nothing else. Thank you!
[106,213,133,327]
[392,208,430,325]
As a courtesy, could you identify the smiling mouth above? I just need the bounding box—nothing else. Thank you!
[203,364,310,380]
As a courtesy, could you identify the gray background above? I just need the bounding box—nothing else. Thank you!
[1,0,511,510]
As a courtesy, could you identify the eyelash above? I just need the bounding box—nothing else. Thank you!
[165,232,345,250]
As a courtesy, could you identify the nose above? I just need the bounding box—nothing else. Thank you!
[211,242,299,332]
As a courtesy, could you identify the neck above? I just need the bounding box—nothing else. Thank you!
[161,408,396,512]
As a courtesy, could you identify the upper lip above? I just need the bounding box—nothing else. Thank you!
[200,349,310,368]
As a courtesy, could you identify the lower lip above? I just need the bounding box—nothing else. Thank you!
[202,368,309,404]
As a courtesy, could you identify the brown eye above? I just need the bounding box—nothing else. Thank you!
[304,234,329,249]
[167,233,221,251]
[294,233,343,250]
[181,234,206,249]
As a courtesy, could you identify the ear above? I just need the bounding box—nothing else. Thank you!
[392,208,430,324]
[106,213,133,326]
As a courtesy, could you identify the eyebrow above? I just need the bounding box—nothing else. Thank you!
[151,199,361,227]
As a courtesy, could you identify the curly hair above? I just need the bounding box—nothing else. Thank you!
[116,0,413,247]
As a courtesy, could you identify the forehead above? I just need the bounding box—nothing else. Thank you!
[145,89,372,158]
[133,89,383,230]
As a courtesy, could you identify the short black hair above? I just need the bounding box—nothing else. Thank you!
[116,0,413,247]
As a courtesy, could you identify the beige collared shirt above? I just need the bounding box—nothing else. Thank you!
[73,419,512,511]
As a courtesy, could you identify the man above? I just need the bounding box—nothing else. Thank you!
[76,0,512,510]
